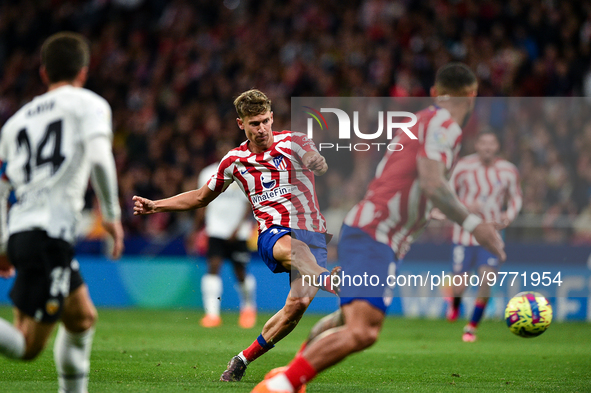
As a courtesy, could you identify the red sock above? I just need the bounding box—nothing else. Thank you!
[296,341,307,356]
[242,334,273,363]
[284,355,317,390]
[469,299,488,329]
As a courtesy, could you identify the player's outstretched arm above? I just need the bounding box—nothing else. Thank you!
[133,184,221,215]
[302,151,328,176]
[418,157,506,261]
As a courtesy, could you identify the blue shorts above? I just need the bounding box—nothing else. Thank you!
[338,224,397,314]
[451,245,499,274]
[257,226,328,274]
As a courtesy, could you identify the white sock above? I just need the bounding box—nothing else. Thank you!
[54,325,95,393]
[237,350,250,365]
[267,373,294,392]
[0,318,25,359]
[202,274,222,317]
[236,274,256,310]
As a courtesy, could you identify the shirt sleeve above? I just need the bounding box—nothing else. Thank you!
[80,95,112,141]
[418,118,461,171]
[504,165,523,221]
[88,135,121,222]
[291,132,318,161]
[198,166,214,189]
[207,156,234,193]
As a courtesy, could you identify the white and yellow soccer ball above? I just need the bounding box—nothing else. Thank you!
[505,292,552,338]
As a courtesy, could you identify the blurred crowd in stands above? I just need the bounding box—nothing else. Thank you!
[1,0,591,244]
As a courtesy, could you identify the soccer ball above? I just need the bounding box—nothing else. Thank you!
[504,292,552,338]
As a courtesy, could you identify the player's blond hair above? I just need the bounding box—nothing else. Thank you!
[234,89,272,119]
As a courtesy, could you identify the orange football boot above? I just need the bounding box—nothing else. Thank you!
[200,314,221,328]
[239,306,257,329]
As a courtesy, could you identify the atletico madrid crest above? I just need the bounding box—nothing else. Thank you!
[273,155,287,170]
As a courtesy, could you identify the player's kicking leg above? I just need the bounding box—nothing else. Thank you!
[220,228,336,382]
[220,274,319,382]
[252,299,384,393]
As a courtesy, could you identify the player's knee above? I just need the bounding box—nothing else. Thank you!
[290,241,310,265]
[349,324,380,350]
[79,307,98,331]
[207,258,223,275]
[65,306,97,333]
[284,296,312,318]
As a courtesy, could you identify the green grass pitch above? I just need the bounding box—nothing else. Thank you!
[0,307,589,392]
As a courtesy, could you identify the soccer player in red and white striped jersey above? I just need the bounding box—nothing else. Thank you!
[208,128,327,234]
[133,89,337,383]
[253,63,506,393]
[445,131,522,342]
[341,102,464,258]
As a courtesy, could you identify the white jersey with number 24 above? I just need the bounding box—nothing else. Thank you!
[0,85,113,243]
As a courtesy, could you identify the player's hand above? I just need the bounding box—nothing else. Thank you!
[302,151,328,176]
[472,222,506,262]
[0,254,14,279]
[102,220,124,259]
[133,195,156,215]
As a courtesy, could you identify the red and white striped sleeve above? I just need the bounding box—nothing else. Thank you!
[503,162,522,222]
[290,131,318,161]
[418,110,462,170]
[207,153,235,193]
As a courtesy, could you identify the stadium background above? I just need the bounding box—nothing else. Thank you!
[0,0,590,321]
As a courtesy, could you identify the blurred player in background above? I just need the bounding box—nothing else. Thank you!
[444,131,522,342]
[0,32,123,393]
[253,63,506,393]
[133,89,338,383]
[196,141,257,329]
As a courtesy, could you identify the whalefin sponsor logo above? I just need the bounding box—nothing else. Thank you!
[251,185,293,205]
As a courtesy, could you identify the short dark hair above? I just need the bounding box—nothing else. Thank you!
[477,128,502,147]
[434,63,477,95]
[234,89,272,119]
[41,32,90,83]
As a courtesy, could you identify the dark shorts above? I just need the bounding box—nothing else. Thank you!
[338,224,398,314]
[451,244,499,274]
[207,237,251,265]
[257,226,328,274]
[7,230,84,323]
